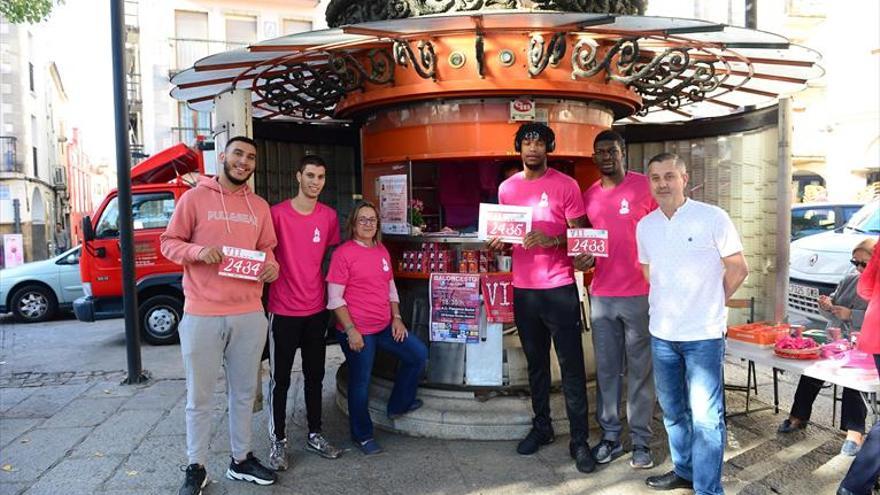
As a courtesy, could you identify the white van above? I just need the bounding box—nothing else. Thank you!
[787,201,880,327]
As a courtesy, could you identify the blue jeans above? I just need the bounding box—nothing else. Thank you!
[337,325,428,442]
[652,337,726,495]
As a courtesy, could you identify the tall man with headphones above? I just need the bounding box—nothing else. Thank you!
[488,122,595,474]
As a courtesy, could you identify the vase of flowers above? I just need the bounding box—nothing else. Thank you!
[409,199,425,234]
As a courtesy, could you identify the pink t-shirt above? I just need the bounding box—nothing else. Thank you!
[268,201,340,316]
[499,168,586,289]
[583,172,657,297]
[326,240,394,334]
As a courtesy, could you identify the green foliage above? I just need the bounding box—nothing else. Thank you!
[0,0,64,24]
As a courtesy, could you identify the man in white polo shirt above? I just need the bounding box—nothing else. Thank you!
[636,153,749,495]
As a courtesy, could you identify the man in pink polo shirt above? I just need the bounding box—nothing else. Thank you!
[489,122,595,474]
[266,155,343,471]
[575,130,657,469]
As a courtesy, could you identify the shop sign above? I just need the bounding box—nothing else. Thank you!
[2,233,23,268]
[218,246,266,281]
[566,228,609,257]
[378,174,409,234]
[429,273,481,344]
[481,273,514,323]
[478,203,532,244]
[510,98,536,121]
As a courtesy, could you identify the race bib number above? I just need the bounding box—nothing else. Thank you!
[218,246,266,281]
[567,229,609,257]
[487,220,527,240]
[478,203,532,245]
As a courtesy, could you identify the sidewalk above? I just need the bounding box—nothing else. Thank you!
[0,345,858,495]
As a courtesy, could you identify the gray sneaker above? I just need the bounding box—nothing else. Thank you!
[268,439,289,471]
[306,433,343,459]
[630,446,654,469]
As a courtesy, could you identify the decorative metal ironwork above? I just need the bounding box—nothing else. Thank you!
[629,50,726,115]
[531,0,643,15]
[256,63,347,119]
[528,32,567,77]
[325,0,644,27]
[571,37,725,113]
[393,40,437,80]
[329,49,395,91]
[475,34,485,77]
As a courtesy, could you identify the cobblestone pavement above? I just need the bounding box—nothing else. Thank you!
[0,315,864,495]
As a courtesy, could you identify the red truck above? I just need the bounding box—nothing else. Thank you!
[73,143,204,345]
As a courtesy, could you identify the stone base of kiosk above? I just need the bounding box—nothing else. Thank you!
[335,365,599,440]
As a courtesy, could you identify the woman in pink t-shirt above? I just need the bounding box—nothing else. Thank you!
[326,202,428,455]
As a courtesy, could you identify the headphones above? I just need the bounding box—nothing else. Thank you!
[514,123,556,153]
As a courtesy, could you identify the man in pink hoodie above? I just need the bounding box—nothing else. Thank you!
[160,136,280,494]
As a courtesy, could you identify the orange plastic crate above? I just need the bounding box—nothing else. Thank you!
[727,322,789,346]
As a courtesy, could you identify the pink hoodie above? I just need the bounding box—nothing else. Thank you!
[160,176,278,316]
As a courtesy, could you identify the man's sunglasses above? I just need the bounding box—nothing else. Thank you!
[850,258,868,269]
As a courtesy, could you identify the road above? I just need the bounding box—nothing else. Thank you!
[0,313,183,381]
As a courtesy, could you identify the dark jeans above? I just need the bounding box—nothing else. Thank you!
[790,376,866,433]
[268,311,329,439]
[839,354,880,494]
[337,325,427,442]
[513,284,589,446]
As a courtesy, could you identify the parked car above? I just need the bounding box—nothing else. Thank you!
[791,202,863,241]
[788,201,880,327]
[0,246,84,322]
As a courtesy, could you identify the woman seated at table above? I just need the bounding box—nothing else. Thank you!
[327,201,428,455]
[778,238,876,456]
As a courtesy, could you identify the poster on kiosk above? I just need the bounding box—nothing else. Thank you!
[378,174,409,234]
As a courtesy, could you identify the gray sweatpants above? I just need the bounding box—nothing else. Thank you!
[589,295,654,447]
[179,311,267,466]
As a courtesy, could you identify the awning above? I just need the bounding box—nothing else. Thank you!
[169,10,823,124]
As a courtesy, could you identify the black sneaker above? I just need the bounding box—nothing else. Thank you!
[572,443,596,474]
[592,439,624,464]
[226,452,277,486]
[516,426,554,455]
[178,464,207,495]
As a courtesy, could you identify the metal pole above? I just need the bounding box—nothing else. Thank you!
[745,0,758,29]
[775,97,792,322]
[111,0,147,384]
[12,199,21,233]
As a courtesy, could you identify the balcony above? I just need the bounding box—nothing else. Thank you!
[0,136,22,174]
[124,0,139,40]
[54,167,67,189]
[127,72,142,112]
[169,38,248,77]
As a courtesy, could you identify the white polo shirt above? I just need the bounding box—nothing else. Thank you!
[636,199,743,341]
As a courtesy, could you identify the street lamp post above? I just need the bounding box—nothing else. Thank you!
[110,0,148,385]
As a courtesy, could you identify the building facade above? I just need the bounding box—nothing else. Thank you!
[647,0,880,202]
[0,18,69,264]
[128,0,322,160]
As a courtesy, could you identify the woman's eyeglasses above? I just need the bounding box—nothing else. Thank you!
[357,217,378,226]
[850,258,868,269]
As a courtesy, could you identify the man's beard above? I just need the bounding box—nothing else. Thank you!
[523,158,546,171]
[598,163,619,177]
[223,159,253,186]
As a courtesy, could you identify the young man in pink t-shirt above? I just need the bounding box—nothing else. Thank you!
[266,155,343,470]
[489,123,595,474]
[576,130,657,469]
